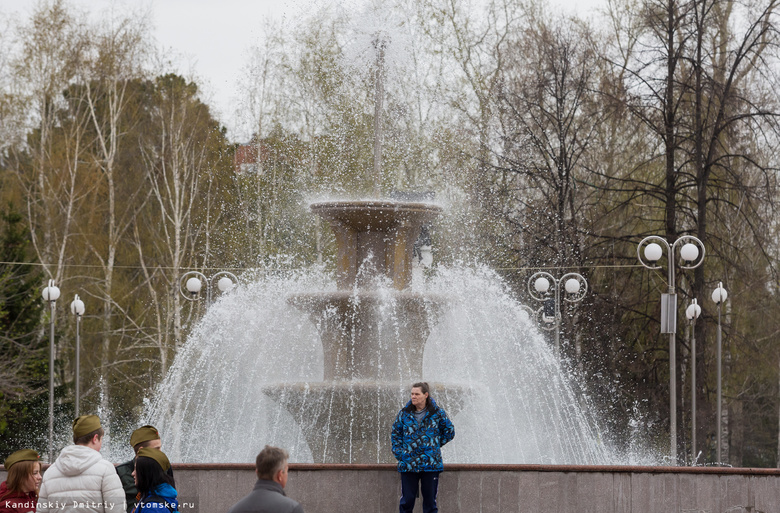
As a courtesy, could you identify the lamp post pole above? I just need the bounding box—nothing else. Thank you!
[686,298,701,463]
[638,235,705,465]
[70,295,85,417]
[711,282,728,463]
[180,270,239,305]
[42,280,61,463]
[527,271,588,356]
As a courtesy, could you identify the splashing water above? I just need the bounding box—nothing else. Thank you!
[340,0,413,78]
[140,262,650,465]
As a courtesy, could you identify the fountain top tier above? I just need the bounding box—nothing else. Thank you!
[310,200,441,290]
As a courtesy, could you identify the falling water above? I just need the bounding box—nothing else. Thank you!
[143,263,629,465]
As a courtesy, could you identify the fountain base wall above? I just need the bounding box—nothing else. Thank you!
[101,464,780,513]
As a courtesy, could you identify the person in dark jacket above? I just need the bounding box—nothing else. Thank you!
[116,425,172,513]
[130,448,178,513]
[391,382,455,513]
[0,450,41,513]
[228,445,303,513]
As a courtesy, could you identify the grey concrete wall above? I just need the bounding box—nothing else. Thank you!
[3,464,779,513]
[170,464,780,513]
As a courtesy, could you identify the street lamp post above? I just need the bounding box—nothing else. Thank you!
[180,270,239,305]
[517,304,536,325]
[686,298,701,462]
[42,279,61,463]
[527,271,588,356]
[637,235,705,465]
[711,282,728,463]
[70,295,85,417]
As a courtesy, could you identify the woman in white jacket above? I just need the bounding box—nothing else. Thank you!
[37,415,125,513]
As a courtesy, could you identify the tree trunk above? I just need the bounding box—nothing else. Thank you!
[729,399,743,466]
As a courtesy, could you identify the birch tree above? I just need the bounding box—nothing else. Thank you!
[77,11,149,412]
[136,74,230,368]
[12,0,87,288]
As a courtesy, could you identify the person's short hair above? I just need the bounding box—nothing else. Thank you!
[73,427,104,445]
[1,460,39,497]
[133,439,160,455]
[255,445,288,480]
[412,382,430,395]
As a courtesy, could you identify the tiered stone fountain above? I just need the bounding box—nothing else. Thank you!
[264,200,458,463]
[144,29,620,468]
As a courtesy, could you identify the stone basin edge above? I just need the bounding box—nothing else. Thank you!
[161,463,780,475]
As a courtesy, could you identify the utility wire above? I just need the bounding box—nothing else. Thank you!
[0,260,646,272]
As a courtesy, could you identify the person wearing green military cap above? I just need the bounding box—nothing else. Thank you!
[0,449,41,513]
[129,449,177,513]
[37,415,125,513]
[115,426,173,513]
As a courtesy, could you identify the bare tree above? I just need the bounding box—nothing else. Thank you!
[137,74,226,367]
[77,10,149,412]
[12,0,87,287]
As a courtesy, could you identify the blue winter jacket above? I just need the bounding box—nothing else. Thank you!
[391,398,455,472]
[132,483,179,513]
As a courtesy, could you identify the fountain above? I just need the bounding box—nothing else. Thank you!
[264,200,463,463]
[140,17,627,467]
[143,230,622,465]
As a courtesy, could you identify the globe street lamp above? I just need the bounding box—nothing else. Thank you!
[180,271,239,305]
[517,304,535,325]
[412,243,434,283]
[42,279,60,463]
[637,235,705,465]
[417,245,433,269]
[686,298,701,462]
[711,282,728,463]
[70,295,85,417]
[527,271,588,356]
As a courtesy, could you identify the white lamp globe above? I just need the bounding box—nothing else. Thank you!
[534,277,550,293]
[419,246,433,268]
[686,302,702,320]
[644,243,663,262]
[565,278,581,294]
[70,296,85,316]
[186,277,203,294]
[217,276,234,292]
[518,309,530,323]
[711,285,728,304]
[42,284,61,301]
[680,243,699,262]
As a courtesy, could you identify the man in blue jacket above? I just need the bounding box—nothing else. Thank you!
[391,382,455,513]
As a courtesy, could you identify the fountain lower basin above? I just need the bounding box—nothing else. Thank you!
[263,381,467,463]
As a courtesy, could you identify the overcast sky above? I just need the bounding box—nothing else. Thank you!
[1,0,600,141]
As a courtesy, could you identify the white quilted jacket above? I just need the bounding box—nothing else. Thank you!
[38,444,126,513]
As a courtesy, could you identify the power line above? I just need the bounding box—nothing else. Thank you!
[494,264,644,271]
[0,261,255,272]
[0,260,645,272]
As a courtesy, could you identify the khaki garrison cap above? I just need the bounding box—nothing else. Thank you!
[137,447,171,472]
[72,415,102,438]
[130,425,161,448]
[4,449,40,469]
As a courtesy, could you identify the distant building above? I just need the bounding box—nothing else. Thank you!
[233,142,266,174]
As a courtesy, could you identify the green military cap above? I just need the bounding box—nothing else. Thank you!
[137,447,171,472]
[4,449,40,469]
[72,414,102,438]
[130,425,160,448]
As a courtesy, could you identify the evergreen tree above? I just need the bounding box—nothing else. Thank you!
[0,206,46,455]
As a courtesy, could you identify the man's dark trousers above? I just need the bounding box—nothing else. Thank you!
[399,471,440,513]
